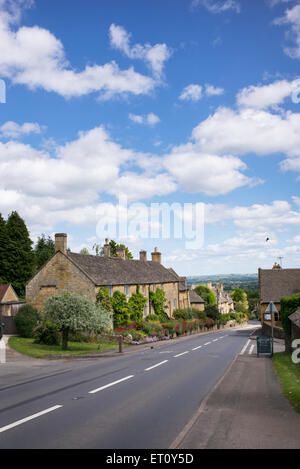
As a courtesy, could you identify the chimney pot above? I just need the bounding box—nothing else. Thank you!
[103,238,110,257]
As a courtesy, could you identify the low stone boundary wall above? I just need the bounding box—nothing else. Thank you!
[261,322,285,340]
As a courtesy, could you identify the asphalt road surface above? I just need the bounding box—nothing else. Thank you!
[0,324,258,449]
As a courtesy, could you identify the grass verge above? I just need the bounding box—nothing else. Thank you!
[8,336,129,358]
[272,352,300,413]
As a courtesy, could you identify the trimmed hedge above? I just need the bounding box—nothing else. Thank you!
[14,304,41,338]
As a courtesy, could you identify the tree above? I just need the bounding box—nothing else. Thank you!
[194,285,216,306]
[231,287,248,313]
[4,211,35,296]
[80,247,89,255]
[44,292,112,350]
[0,213,8,283]
[34,234,55,270]
[111,290,130,327]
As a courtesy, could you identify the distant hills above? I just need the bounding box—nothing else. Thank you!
[187,273,258,292]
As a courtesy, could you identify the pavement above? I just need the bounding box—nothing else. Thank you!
[172,334,300,449]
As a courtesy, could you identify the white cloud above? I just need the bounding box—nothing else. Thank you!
[129,112,160,126]
[109,24,172,79]
[274,4,300,59]
[0,3,156,99]
[164,148,254,195]
[205,84,224,96]
[191,0,241,14]
[0,121,42,138]
[108,173,177,201]
[236,79,300,109]
[191,105,300,159]
[179,84,203,101]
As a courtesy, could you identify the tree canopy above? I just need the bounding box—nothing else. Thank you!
[193,285,216,306]
[34,234,55,270]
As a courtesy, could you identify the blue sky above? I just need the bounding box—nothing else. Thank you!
[1,0,300,276]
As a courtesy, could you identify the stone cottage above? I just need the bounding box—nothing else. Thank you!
[26,234,181,317]
[0,284,25,317]
[259,263,300,324]
[207,282,234,315]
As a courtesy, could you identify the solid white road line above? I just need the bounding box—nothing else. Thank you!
[192,345,202,350]
[173,351,189,358]
[204,342,211,346]
[145,360,168,371]
[248,344,255,355]
[89,375,134,394]
[0,405,63,433]
[240,340,250,355]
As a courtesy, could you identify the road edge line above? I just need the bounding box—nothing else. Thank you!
[169,353,239,449]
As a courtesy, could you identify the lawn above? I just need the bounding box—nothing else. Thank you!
[8,336,129,358]
[273,352,300,413]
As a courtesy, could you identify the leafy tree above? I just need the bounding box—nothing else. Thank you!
[34,234,55,270]
[4,211,35,296]
[128,286,147,322]
[204,304,220,321]
[149,288,169,321]
[44,292,112,350]
[194,285,216,306]
[80,247,89,255]
[231,287,249,313]
[280,293,300,336]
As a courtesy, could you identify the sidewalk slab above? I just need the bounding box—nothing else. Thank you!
[174,354,300,449]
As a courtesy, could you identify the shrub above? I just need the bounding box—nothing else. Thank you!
[33,321,60,345]
[205,304,220,321]
[96,287,113,312]
[149,289,169,321]
[112,291,130,327]
[15,304,41,338]
[128,289,147,322]
[146,313,160,322]
[173,309,193,320]
[280,293,300,335]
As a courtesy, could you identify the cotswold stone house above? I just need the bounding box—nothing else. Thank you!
[207,282,234,314]
[189,289,205,312]
[26,234,181,317]
[259,264,300,323]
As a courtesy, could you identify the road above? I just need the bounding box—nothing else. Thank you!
[0,324,258,449]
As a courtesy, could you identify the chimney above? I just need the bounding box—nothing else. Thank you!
[140,250,147,261]
[220,283,224,292]
[116,247,126,260]
[103,238,110,257]
[55,233,67,254]
[151,247,161,264]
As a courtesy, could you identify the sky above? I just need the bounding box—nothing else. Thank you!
[1,0,300,276]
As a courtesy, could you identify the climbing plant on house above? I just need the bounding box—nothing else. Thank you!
[149,288,169,321]
[128,286,147,322]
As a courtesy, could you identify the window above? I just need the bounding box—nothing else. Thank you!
[173,298,177,309]
[108,286,112,297]
[142,285,146,295]
[125,285,129,297]
[143,304,147,318]
[153,284,156,292]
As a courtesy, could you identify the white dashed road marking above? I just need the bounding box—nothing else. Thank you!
[204,342,211,346]
[248,344,255,355]
[145,360,168,371]
[173,351,189,358]
[89,375,134,393]
[0,405,63,433]
[192,345,202,350]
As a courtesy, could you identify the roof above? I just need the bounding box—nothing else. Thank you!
[289,308,300,328]
[259,268,300,303]
[210,285,233,305]
[189,289,205,304]
[167,268,188,291]
[68,252,180,286]
[0,284,10,302]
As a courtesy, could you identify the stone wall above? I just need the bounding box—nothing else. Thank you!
[26,252,95,311]
[261,321,285,340]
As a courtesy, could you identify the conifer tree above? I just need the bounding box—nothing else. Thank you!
[34,234,55,270]
[0,213,8,283]
[5,211,35,296]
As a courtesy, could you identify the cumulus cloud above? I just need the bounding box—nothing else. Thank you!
[205,84,224,96]
[109,24,172,79]
[0,2,156,99]
[0,121,43,139]
[236,79,300,109]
